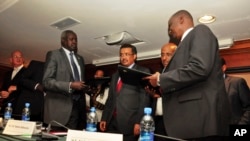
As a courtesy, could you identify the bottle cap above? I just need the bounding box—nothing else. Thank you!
[144,107,152,115]
[7,103,12,107]
[90,107,96,112]
[25,103,30,107]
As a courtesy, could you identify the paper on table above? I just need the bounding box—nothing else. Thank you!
[66,130,123,141]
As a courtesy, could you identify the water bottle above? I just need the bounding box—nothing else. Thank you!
[139,107,155,141]
[22,103,30,121]
[3,103,12,127]
[86,107,98,132]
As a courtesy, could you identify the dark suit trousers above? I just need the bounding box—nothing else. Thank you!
[66,96,85,130]
[154,116,172,141]
[107,116,139,141]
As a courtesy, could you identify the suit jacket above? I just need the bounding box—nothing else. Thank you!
[101,64,151,135]
[43,48,86,127]
[160,24,230,139]
[0,66,26,115]
[13,60,45,121]
[225,75,250,124]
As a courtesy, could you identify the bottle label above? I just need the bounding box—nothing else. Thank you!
[22,115,30,121]
[86,123,97,132]
[4,111,11,119]
[140,131,154,141]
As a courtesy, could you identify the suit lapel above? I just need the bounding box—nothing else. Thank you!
[224,76,231,93]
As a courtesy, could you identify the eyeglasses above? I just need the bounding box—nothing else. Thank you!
[120,53,134,57]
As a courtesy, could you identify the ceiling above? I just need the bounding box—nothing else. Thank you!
[0,0,250,67]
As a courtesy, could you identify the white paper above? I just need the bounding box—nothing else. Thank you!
[3,119,36,138]
[66,130,123,141]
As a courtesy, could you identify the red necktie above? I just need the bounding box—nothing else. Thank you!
[116,79,123,92]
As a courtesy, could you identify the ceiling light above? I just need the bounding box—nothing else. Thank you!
[50,16,81,30]
[198,15,216,24]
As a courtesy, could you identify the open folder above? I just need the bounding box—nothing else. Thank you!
[118,65,152,86]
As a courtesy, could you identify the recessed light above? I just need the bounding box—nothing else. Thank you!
[198,15,216,24]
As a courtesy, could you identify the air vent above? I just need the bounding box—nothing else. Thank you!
[50,16,81,30]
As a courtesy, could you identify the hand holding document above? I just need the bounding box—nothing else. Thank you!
[118,65,151,86]
[143,72,160,87]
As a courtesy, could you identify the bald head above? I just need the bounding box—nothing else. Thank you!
[94,69,104,78]
[10,50,24,68]
[161,43,177,67]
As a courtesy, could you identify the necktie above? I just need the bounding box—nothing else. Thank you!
[69,52,80,81]
[116,79,123,92]
[11,68,18,80]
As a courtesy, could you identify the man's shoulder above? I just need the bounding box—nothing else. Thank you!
[226,75,247,83]
[134,64,150,72]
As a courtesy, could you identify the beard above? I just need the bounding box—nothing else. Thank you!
[169,35,180,46]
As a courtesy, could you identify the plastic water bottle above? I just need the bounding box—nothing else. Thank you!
[139,107,155,141]
[3,103,12,127]
[86,107,98,132]
[22,103,30,121]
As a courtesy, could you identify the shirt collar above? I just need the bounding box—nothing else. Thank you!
[181,27,194,42]
[14,64,23,71]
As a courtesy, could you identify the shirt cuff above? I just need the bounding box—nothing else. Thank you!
[157,74,160,86]
[69,82,73,93]
[34,83,39,90]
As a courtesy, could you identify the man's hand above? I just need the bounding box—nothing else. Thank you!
[8,85,17,93]
[143,72,160,87]
[70,81,86,90]
[145,86,160,98]
[100,121,107,132]
[36,84,44,92]
[133,124,140,136]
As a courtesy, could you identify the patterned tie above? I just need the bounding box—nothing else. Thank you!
[69,52,80,81]
[116,79,123,92]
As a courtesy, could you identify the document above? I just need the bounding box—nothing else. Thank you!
[66,130,123,141]
[118,65,151,85]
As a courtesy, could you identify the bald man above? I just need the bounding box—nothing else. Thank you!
[0,50,26,117]
[145,10,230,140]
[145,43,177,141]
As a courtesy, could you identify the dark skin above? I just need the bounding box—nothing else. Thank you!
[62,32,85,91]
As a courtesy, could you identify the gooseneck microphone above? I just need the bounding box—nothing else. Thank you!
[154,133,188,141]
[46,120,70,133]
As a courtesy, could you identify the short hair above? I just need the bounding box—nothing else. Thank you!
[172,10,193,21]
[220,57,226,66]
[61,30,76,45]
[120,44,137,54]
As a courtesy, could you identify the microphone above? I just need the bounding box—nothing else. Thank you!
[46,120,70,133]
[154,133,188,141]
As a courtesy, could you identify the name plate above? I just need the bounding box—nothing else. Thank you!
[3,119,36,138]
[66,130,123,141]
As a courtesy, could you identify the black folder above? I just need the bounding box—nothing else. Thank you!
[118,65,151,85]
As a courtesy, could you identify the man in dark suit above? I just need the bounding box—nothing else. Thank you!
[100,44,151,141]
[145,10,230,140]
[43,30,86,130]
[0,50,26,118]
[13,60,45,121]
[221,57,250,124]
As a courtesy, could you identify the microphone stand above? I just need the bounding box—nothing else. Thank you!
[154,133,188,141]
[46,120,70,133]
